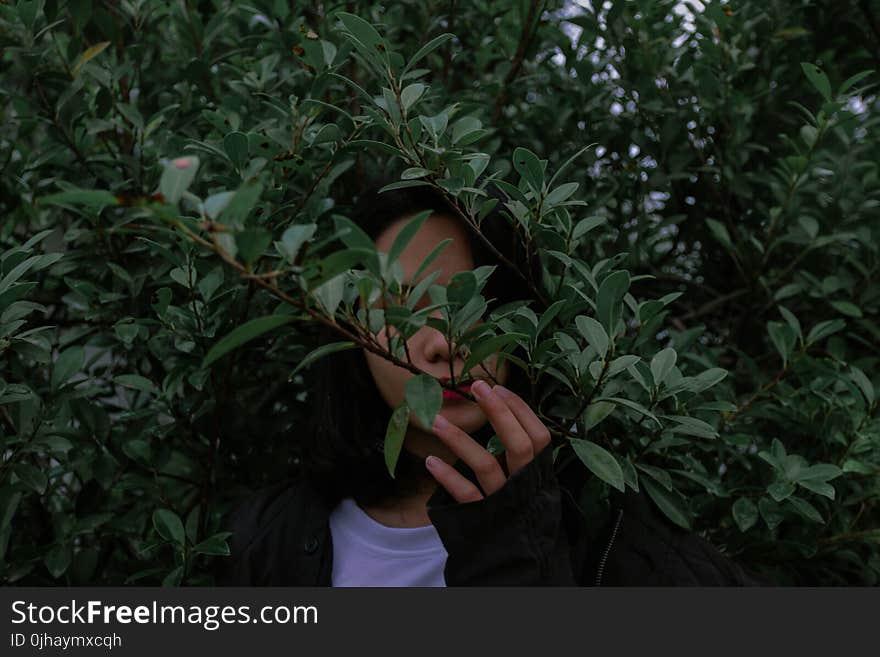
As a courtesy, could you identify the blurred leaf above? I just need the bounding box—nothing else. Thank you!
[159,156,200,204]
[384,401,409,478]
[152,509,185,545]
[650,348,677,388]
[203,315,294,367]
[290,341,357,378]
[51,346,84,390]
[732,498,758,532]
[72,41,110,77]
[570,439,624,492]
[642,478,691,530]
[405,374,442,431]
[801,62,832,102]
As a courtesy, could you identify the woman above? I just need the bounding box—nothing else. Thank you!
[218,182,765,587]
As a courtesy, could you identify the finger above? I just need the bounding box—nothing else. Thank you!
[471,380,534,476]
[432,415,507,496]
[492,385,553,452]
[425,455,484,504]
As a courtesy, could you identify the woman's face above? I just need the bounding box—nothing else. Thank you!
[363,212,508,435]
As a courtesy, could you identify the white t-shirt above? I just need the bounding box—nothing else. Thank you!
[328,497,448,587]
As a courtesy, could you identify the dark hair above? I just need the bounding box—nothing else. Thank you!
[300,181,541,507]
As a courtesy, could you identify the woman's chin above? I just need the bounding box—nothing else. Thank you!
[438,404,487,435]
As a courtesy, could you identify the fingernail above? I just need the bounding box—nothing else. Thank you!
[425,455,441,471]
[472,380,490,399]
[432,414,448,431]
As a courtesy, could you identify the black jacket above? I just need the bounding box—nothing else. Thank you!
[218,446,766,586]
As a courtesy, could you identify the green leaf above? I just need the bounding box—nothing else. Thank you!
[607,355,640,377]
[544,182,579,206]
[830,301,862,318]
[223,131,249,169]
[401,167,432,180]
[202,192,235,220]
[805,318,846,345]
[581,401,615,431]
[767,321,796,364]
[0,254,62,297]
[0,488,22,535]
[596,271,630,335]
[114,374,157,394]
[787,496,824,523]
[192,532,234,556]
[117,103,144,130]
[411,239,452,285]
[666,415,718,439]
[768,481,795,502]
[198,266,224,301]
[290,341,357,379]
[620,458,640,492]
[642,478,691,530]
[203,315,294,367]
[388,210,432,264]
[462,333,527,374]
[447,271,477,306]
[575,315,608,359]
[314,248,374,284]
[313,274,346,316]
[312,123,343,145]
[635,464,673,492]
[650,348,677,388]
[405,374,442,431]
[689,367,728,392]
[162,566,184,587]
[12,464,47,494]
[72,41,111,77]
[798,463,843,483]
[40,189,118,212]
[152,509,185,545]
[512,147,544,192]
[758,498,785,531]
[400,83,426,112]
[384,401,410,478]
[570,439,624,492]
[849,366,875,404]
[379,180,432,193]
[705,218,733,250]
[596,396,662,427]
[801,62,833,102]
[404,33,454,73]
[222,181,263,227]
[337,12,386,51]
[838,69,874,95]
[159,156,200,204]
[451,116,483,145]
[732,498,758,532]
[548,144,596,189]
[51,346,84,390]
[44,544,73,579]
[798,479,835,500]
[234,228,272,267]
[278,223,317,263]
[573,216,606,240]
[122,439,151,463]
[778,306,802,338]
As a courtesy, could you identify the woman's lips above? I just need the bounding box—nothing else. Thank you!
[442,384,472,401]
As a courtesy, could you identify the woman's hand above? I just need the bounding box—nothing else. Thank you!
[425,381,552,502]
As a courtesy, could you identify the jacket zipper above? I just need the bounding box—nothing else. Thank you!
[594,508,624,586]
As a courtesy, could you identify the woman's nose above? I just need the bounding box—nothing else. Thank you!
[421,324,453,364]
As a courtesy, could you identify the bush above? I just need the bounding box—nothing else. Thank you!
[1,0,878,585]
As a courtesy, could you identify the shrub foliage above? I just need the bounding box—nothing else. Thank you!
[1,0,878,585]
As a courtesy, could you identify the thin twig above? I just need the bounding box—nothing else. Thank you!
[490,0,545,125]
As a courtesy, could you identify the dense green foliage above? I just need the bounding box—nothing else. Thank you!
[1,0,878,586]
